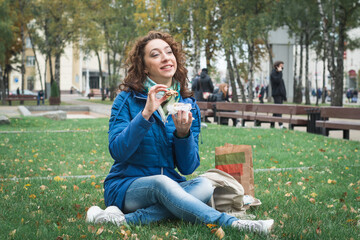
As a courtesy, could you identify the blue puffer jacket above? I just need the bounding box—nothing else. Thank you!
[104,90,201,209]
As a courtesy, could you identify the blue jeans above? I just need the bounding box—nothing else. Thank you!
[123,175,237,226]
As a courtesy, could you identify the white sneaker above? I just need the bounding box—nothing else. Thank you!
[86,205,126,226]
[86,206,103,223]
[232,219,274,234]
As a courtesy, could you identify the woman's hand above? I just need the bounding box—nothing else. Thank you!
[172,110,192,138]
[142,84,169,120]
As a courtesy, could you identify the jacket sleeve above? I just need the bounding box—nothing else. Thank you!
[108,94,154,163]
[209,78,214,93]
[172,103,201,175]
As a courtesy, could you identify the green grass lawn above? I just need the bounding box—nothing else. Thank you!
[0,117,359,239]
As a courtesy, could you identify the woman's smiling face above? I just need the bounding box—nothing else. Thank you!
[144,39,177,86]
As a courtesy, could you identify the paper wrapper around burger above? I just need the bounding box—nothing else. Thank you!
[215,143,255,197]
[167,103,192,115]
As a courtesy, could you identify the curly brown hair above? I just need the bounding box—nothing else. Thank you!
[120,31,193,98]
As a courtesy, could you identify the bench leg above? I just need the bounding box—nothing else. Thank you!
[321,128,329,136]
[343,130,349,140]
[241,119,246,127]
[270,122,275,128]
[254,120,261,127]
[289,124,294,130]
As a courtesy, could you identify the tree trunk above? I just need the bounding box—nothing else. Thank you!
[305,33,311,105]
[265,41,273,103]
[247,42,255,103]
[318,0,337,106]
[20,24,25,95]
[44,55,48,98]
[28,30,43,92]
[109,51,118,101]
[293,39,298,103]
[194,34,201,75]
[1,66,5,104]
[96,51,105,100]
[54,53,61,101]
[205,42,212,71]
[230,46,246,103]
[225,48,238,102]
[332,16,346,106]
[48,53,54,84]
[297,33,304,103]
[315,58,319,106]
[322,53,326,103]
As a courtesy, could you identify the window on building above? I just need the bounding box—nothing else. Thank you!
[26,56,35,66]
[27,76,34,90]
[25,37,32,48]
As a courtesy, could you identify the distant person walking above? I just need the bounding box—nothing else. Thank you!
[196,68,214,101]
[191,70,201,101]
[259,84,265,104]
[270,61,287,129]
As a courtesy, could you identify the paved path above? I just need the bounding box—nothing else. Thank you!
[1,94,359,141]
[61,94,112,116]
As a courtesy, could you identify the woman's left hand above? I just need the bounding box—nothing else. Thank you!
[172,110,192,138]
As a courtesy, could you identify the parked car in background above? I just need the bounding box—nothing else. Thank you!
[9,89,37,96]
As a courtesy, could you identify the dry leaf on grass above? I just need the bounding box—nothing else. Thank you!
[96,226,104,235]
[211,227,225,239]
[88,225,96,234]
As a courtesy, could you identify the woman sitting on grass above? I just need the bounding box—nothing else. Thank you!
[86,31,274,234]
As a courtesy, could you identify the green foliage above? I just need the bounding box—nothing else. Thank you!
[0,0,14,64]
[50,81,60,98]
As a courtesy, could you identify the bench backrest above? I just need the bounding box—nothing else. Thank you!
[252,104,296,115]
[320,107,360,119]
[294,105,312,115]
[197,101,214,110]
[215,102,251,111]
[7,95,37,99]
[90,89,102,94]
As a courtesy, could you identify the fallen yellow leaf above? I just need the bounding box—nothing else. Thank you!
[96,226,104,235]
[29,194,36,199]
[214,227,225,239]
[310,192,318,198]
[54,176,64,182]
[9,229,16,237]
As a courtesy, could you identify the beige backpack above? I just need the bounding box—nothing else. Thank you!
[200,169,249,218]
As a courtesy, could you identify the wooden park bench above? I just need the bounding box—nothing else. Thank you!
[197,101,215,122]
[315,107,360,139]
[5,95,38,106]
[215,102,253,126]
[215,102,309,130]
[88,89,107,99]
[250,104,309,130]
